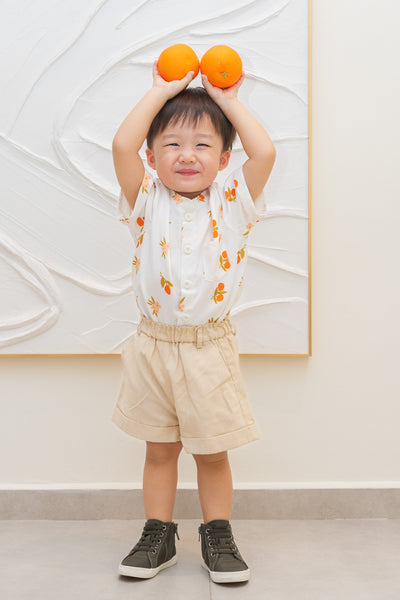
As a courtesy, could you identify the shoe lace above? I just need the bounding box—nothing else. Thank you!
[200,525,238,558]
[129,522,179,556]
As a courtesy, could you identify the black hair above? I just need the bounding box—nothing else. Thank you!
[146,87,236,151]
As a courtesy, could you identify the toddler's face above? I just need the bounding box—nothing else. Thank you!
[146,116,230,199]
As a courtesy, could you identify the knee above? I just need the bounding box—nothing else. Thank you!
[193,451,229,468]
[146,441,182,465]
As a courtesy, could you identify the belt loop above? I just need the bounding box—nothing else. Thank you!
[196,326,204,349]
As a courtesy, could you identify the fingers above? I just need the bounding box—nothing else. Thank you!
[153,64,195,88]
[201,72,245,94]
[235,72,245,88]
[152,60,160,76]
[170,70,195,95]
[181,70,195,85]
[151,68,196,101]
[201,74,214,94]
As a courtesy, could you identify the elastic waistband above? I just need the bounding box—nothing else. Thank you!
[137,316,236,348]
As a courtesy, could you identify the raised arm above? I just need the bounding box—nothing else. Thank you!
[202,74,276,202]
[112,63,194,210]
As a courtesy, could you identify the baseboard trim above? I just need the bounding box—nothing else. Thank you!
[1,488,400,520]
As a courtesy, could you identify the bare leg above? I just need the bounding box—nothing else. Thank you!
[143,441,182,522]
[193,451,233,523]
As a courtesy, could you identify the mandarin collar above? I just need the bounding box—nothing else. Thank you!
[170,188,209,204]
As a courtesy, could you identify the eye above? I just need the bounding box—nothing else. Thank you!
[166,143,179,147]
[197,143,210,148]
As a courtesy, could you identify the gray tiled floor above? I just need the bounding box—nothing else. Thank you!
[1,519,400,599]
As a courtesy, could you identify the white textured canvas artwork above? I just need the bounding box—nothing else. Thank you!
[0,0,310,355]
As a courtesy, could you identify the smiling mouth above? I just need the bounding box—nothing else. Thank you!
[177,169,199,176]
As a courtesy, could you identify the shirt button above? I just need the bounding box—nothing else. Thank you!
[183,280,191,289]
[184,213,193,222]
[184,244,192,255]
[182,314,190,322]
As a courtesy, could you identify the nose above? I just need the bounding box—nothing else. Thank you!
[178,146,196,163]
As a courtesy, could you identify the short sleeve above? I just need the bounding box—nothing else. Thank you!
[117,170,155,243]
[221,166,267,232]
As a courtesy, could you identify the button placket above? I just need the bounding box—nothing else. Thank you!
[180,198,197,318]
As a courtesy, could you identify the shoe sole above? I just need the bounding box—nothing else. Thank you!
[118,554,177,579]
[201,560,250,583]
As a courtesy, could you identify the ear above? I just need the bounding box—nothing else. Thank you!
[218,150,231,171]
[146,148,156,170]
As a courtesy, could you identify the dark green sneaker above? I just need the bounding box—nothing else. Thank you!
[118,519,179,579]
[199,519,250,583]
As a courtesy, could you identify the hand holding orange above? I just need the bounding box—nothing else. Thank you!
[157,44,243,89]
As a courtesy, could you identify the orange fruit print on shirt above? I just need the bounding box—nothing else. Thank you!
[200,45,243,88]
[158,44,200,81]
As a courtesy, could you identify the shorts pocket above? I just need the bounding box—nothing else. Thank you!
[118,333,179,428]
[119,333,154,410]
[180,339,231,400]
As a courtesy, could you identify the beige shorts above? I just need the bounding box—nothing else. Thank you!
[112,316,259,455]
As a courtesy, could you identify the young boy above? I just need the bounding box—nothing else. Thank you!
[111,60,275,584]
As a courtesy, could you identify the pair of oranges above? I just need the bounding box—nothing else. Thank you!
[157,44,243,89]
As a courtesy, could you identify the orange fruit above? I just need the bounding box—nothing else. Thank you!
[217,282,225,291]
[200,45,243,88]
[158,44,199,81]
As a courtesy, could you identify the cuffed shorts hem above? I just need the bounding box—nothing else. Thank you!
[112,405,180,443]
[112,405,259,454]
[181,423,260,455]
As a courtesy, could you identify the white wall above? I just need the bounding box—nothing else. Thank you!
[1,0,400,488]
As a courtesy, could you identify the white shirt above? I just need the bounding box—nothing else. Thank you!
[118,165,266,326]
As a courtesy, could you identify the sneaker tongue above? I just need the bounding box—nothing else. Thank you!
[146,519,166,526]
[207,519,230,528]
